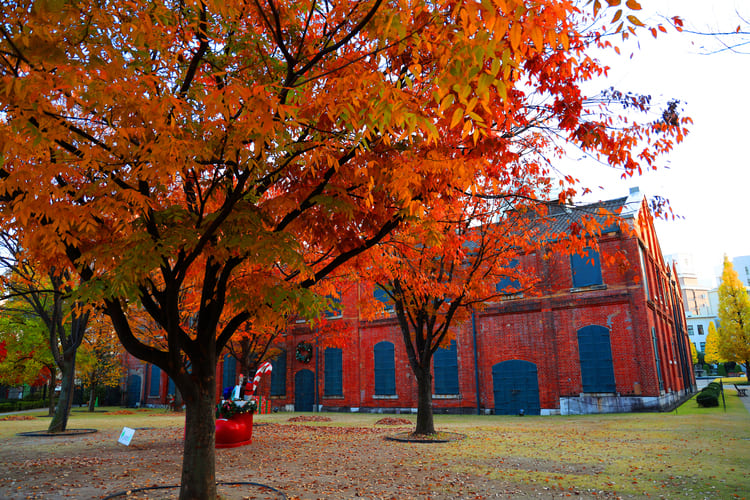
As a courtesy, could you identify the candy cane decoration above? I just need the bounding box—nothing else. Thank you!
[249,361,273,394]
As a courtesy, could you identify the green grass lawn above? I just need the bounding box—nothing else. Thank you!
[2,394,748,499]
[440,393,750,498]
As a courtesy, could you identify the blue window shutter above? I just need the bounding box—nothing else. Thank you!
[496,259,520,293]
[374,342,396,396]
[652,328,664,391]
[433,340,459,395]
[270,350,287,396]
[577,325,616,393]
[222,354,237,390]
[324,348,343,397]
[168,378,175,396]
[149,365,161,397]
[324,295,342,318]
[373,286,395,311]
[571,248,603,287]
[492,359,541,415]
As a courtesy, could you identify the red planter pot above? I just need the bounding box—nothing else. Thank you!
[215,411,253,449]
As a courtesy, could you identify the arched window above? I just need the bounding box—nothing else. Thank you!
[374,341,396,396]
[270,349,287,396]
[324,347,343,397]
[433,340,459,395]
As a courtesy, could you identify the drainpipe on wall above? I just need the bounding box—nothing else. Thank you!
[472,310,481,415]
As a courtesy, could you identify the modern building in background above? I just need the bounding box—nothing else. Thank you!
[666,253,712,316]
[665,253,718,358]
[731,256,750,288]
[666,254,750,361]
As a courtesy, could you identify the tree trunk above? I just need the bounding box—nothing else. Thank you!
[174,387,184,412]
[88,382,97,412]
[47,370,56,417]
[48,351,76,433]
[179,374,217,500]
[414,367,435,435]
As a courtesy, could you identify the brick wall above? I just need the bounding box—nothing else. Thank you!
[118,197,693,414]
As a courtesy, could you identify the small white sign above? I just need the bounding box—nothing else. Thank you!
[118,427,135,446]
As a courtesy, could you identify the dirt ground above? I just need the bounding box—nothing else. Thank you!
[0,416,612,500]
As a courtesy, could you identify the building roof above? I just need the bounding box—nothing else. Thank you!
[541,196,630,236]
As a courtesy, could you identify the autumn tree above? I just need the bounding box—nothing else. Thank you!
[704,321,722,365]
[689,341,698,365]
[361,187,630,435]
[224,324,281,383]
[223,311,348,386]
[0,307,56,407]
[361,194,533,434]
[716,257,750,381]
[78,315,125,411]
[0,233,88,431]
[0,0,686,497]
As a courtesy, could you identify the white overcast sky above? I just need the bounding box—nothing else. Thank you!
[569,0,749,286]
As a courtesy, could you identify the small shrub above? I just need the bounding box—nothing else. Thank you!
[0,402,18,412]
[696,383,723,408]
[16,399,48,411]
[696,390,719,407]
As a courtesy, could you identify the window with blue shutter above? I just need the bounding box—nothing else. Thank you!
[577,325,616,393]
[324,348,343,397]
[496,259,520,294]
[324,295,343,318]
[374,341,396,396]
[168,378,175,396]
[433,340,459,395]
[270,349,287,396]
[149,365,161,397]
[373,286,395,312]
[222,354,237,391]
[652,328,664,392]
[571,247,603,288]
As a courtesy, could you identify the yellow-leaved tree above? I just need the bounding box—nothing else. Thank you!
[77,315,125,412]
[704,321,723,365]
[717,256,750,382]
[690,341,698,365]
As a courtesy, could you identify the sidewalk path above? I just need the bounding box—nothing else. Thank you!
[739,394,750,415]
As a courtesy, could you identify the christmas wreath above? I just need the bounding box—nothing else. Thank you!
[295,341,313,363]
[216,398,257,419]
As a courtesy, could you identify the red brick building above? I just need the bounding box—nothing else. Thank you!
[135,189,695,415]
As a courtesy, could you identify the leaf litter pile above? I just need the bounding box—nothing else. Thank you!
[1,415,37,421]
[0,412,748,499]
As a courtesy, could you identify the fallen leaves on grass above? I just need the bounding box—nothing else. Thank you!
[287,415,332,422]
[0,415,36,421]
[387,430,465,443]
[375,417,412,426]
